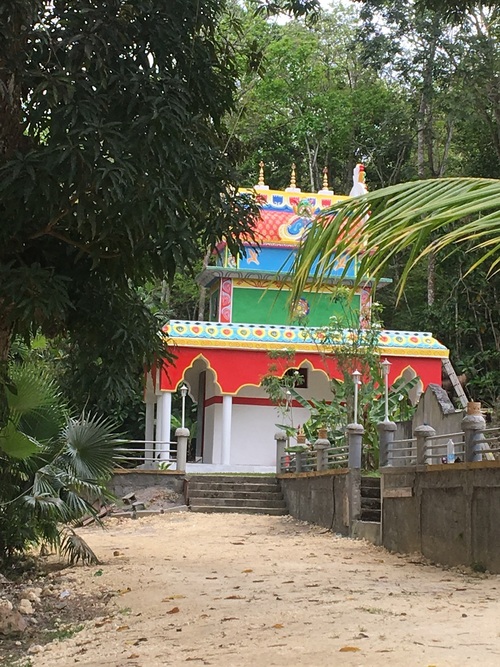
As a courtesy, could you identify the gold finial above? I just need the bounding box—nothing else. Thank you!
[258,160,265,187]
[318,165,333,194]
[289,162,297,189]
[322,166,329,190]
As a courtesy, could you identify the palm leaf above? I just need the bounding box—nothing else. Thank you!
[21,493,70,520]
[290,177,500,306]
[0,421,39,458]
[6,364,66,443]
[60,528,100,566]
[58,413,120,480]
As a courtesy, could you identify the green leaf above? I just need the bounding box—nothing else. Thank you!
[291,178,500,306]
[59,413,120,480]
[0,421,39,458]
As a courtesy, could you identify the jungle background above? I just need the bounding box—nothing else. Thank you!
[165,0,500,427]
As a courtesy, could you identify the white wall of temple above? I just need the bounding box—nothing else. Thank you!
[203,403,222,463]
[227,367,333,466]
[229,402,311,466]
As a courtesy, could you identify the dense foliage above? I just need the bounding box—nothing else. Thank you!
[229,0,500,413]
[3,0,500,429]
[0,0,265,427]
[0,362,119,568]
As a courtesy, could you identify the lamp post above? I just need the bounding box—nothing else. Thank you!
[352,369,362,425]
[285,390,292,446]
[180,384,188,429]
[381,358,392,422]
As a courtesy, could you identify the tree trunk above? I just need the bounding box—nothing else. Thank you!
[417,17,440,305]
[304,138,315,191]
[427,252,436,307]
[197,248,212,321]
[0,321,13,429]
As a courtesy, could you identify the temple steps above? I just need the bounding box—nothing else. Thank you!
[187,475,288,516]
[360,476,381,522]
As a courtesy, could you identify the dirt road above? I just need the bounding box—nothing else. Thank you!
[31,512,500,667]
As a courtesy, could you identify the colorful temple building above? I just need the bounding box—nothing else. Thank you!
[144,165,450,472]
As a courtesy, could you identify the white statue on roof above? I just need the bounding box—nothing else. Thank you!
[350,163,368,197]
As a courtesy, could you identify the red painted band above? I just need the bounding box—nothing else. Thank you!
[204,395,307,409]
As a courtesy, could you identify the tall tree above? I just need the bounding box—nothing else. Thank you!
[0,0,269,426]
[225,2,414,193]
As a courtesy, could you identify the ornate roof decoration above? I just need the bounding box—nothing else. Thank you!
[165,320,449,358]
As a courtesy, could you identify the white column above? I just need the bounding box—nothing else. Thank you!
[144,371,156,467]
[144,398,156,463]
[157,391,172,461]
[221,395,232,466]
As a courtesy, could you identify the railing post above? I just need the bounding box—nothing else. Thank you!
[414,424,436,465]
[275,430,287,474]
[175,427,190,473]
[295,450,303,473]
[314,427,330,471]
[462,402,486,462]
[377,420,397,467]
[347,423,364,469]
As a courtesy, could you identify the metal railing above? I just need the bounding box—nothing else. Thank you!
[388,437,416,466]
[326,438,349,468]
[114,440,177,469]
[424,432,465,464]
[382,422,500,468]
[277,434,350,474]
[473,427,500,460]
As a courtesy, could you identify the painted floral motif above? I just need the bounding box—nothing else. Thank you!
[219,279,233,323]
[165,320,448,354]
[278,199,316,242]
[293,297,310,319]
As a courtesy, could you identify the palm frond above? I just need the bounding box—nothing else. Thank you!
[21,492,70,520]
[6,363,67,444]
[290,177,500,306]
[60,528,100,566]
[0,421,39,458]
[32,468,64,496]
[61,491,98,518]
[59,413,120,480]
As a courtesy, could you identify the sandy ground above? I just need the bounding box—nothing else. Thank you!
[30,511,500,667]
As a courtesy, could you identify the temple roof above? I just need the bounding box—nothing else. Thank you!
[235,188,349,247]
[165,320,449,358]
[197,266,392,289]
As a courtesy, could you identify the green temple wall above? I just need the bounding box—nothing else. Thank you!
[231,287,360,326]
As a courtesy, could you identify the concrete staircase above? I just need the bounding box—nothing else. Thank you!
[187,475,288,515]
[360,476,381,522]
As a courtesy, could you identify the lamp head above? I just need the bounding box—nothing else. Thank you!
[381,358,392,377]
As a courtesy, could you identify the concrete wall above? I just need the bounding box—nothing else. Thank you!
[382,462,500,573]
[278,469,358,536]
[413,383,464,436]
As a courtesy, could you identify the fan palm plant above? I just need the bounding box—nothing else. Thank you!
[290,177,500,306]
[0,363,120,568]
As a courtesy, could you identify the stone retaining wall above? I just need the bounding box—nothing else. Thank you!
[382,462,500,572]
[277,469,359,536]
